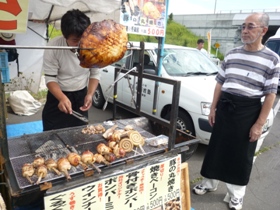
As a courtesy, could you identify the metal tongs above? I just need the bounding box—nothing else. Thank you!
[71,110,89,123]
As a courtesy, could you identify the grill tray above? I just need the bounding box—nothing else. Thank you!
[8,118,167,190]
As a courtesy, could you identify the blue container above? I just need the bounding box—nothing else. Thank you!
[0,52,10,83]
[0,52,9,68]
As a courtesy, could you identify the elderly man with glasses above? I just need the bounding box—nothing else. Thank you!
[192,12,280,210]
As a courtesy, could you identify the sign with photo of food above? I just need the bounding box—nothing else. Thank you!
[120,0,167,37]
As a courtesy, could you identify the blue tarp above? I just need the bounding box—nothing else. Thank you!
[6,120,43,138]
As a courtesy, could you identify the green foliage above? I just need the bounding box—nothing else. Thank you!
[128,19,224,60]
[48,24,62,39]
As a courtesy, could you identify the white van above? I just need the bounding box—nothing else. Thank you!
[265,27,280,88]
[265,27,280,56]
[93,42,274,145]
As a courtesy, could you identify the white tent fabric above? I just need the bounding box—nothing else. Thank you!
[5,0,122,93]
[29,0,122,21]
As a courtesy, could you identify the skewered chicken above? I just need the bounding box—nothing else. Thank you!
[45,158,61,175]
[103,125,118,139]
[33,156,44,168]
[96,143,112,155]
[35,164,47,185]
[22,163,35,184]
[57,157,71,180]
[81,125,96,134]
[94,124,106,134]
[81,150,101,173]
[78,19,128,68]
[67,152,88,170]
[110,129,128,142]
[103,153,117,163]
[108,141,126,158]
[124,125,134,131]
[93,153,110,165]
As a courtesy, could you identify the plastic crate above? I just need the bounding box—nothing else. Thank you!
[0,52,9,68]
[1,67,10,83]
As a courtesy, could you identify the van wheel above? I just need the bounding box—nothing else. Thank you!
[163,110,196,162]
[93,85,105,109]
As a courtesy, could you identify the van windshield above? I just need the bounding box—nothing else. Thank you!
[155,48,219,76]
[265,40,280,56]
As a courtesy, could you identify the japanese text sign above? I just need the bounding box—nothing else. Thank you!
[44,180,104,210]
[44,155,181,210]
[0,0,29,33]
[120,0,167,37]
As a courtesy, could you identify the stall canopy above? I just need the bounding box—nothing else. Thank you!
[4,0,121,93]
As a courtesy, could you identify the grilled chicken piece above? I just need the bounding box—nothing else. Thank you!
[81,150,101,173]
[104,153,117,162]
[45,158,61,175]
[33,156,44,168]
[93,153,110,165]
[103,125,118,139]
[108,141,126,158]
[96,143,112,155]
[35,164,47,185]
[94,124,106,134]
[22,163,35,184]
[57,157,71,180]
[78,19,128,68]
[67,152,88,170]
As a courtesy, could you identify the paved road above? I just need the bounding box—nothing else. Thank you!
[6,95,280,210]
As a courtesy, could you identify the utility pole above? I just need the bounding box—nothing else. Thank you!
[214,0,217,14]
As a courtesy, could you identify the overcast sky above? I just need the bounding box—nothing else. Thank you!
[168,0,280,15]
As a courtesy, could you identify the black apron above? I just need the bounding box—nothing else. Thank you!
[42,87,88,131]
[201,92,261,185]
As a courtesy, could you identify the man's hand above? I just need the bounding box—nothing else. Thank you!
[208,109,216,127]
[80,94,93,111]
[249,123,263,142]
[58,97,72,114]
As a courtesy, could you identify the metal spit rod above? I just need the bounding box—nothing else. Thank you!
[0,45,142,50]
[0,45,91,50]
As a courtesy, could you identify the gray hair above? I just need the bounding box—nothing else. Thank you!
[251,12,270,27]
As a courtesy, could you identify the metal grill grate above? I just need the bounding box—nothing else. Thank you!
[8,119,167,190]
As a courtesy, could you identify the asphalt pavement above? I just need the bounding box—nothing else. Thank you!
[5,97,280,210]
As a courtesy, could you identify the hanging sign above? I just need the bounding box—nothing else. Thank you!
[0,0,29,33]
[120,0,167,37]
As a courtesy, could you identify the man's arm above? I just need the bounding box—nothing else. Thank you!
[208,82,222,127]
[47,81,72,114]
[249,93,276,142]
[80,78,99,111]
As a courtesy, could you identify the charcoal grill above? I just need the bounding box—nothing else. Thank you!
[8,118,168,191]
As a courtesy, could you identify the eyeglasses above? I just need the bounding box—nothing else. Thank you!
[241,24,263,31]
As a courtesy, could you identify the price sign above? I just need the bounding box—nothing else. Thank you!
[120,0,167,37]
[0,0,30,33]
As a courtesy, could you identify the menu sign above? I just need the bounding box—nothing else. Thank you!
[0,0,29,33]
[44,155,181,210]
[104,168,146,210]
[146,155,182,210]
[120,0,167,37]
[44,180,104,209]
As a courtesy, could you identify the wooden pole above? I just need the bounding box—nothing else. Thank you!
[181,162,191,210]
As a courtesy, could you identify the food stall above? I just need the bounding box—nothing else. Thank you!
[0,1,200,209]
[0,41,199,209]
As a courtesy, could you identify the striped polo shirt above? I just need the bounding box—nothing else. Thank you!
[216,46,280,98]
